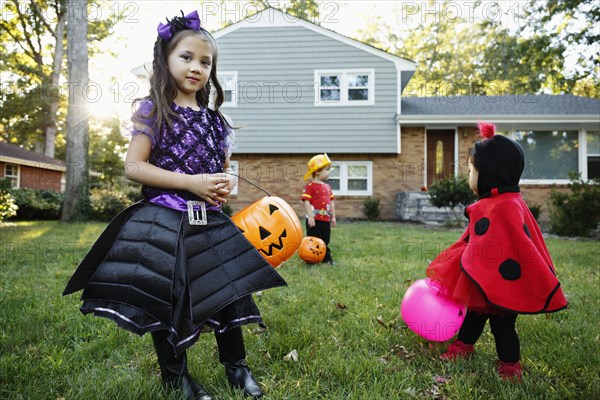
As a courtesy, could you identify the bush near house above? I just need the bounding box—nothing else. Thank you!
[362,197,382,220]
[428,176,476,225]
[8,188,64,220]
[548,173,600,237]
[0,179,18,222]
[89,185,143,221]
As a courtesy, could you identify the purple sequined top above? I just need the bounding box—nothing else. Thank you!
[131,100,234,211]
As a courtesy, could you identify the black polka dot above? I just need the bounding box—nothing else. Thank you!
[524,223,531,238]
[474,218,490,235]
[499,259,521,281]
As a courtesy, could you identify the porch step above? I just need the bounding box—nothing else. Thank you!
[396,192,466,225]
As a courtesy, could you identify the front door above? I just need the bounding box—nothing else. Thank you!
[426,129,455,187]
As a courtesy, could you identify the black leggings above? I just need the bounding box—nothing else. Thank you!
[306,219,332,262]
[457,310,520,363]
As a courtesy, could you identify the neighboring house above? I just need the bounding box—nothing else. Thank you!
[134,8,600,221]
[0,142,65,192]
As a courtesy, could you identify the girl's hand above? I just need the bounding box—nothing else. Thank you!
[186,173,230,206]
[331,216,337,228]
[307,216,316,228]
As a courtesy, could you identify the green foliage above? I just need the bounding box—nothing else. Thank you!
[1,221,599,399]
[8,188,64,220]
[361,197,382,220]
[429,175,476,210]
[0,1,124,153]
[89,187,136,221]
[89,116,129,187]
[221,203,234,217]
[0,179,18,221]
[548,173,600,237]
[357,0,599,98]
[528,203,542,222]
[428,176,476,226]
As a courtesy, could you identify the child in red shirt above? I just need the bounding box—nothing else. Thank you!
[301,154,336,264]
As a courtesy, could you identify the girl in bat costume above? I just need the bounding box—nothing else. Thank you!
[63,11,286,399]
[426,122,568,381]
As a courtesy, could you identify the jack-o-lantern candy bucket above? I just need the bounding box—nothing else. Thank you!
[298,236,327,264]
[232,196,303,268]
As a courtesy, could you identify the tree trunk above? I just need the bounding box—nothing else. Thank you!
[44,12,66,158]
[61,1,89,222]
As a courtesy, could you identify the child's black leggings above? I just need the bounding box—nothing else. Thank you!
[457,310,520,363]
[306,219,332,262]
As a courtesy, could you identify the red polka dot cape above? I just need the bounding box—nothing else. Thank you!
[427,192,568,314]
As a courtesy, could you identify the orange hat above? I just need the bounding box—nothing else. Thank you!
[304,153,332,180]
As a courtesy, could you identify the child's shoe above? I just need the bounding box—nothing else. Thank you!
[439,340,474,360]
[497,360,523,382]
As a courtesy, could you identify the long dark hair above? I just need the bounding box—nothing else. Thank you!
[133,28,231,133]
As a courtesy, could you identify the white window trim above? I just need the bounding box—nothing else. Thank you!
[229,160,239,195]
[219,71,238,107]
[329,161,373,196]
[4,163,20,189]
[314,69,375,106]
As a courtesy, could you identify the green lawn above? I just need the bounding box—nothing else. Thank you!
[1,221,598,399]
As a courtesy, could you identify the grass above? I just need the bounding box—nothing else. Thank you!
[1,220,599,399]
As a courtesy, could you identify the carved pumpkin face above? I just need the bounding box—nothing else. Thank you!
[232,196,303,268]
[298,236,327,264]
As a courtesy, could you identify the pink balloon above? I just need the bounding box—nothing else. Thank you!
[401,278,466,342]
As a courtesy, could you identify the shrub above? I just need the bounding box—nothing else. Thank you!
[428,176,476,224]
[548,173,600,237]
[0,192,18,222]
[89,187,135,221]
[221,203,233,217]
[8,188,64,220]
[362,197,382,221]
[528,203,542,221]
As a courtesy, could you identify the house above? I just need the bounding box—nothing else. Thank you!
[0,142,65,191]
[134,8,600,222]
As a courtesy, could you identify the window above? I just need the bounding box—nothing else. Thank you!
[327,161,372,196]
[514,130,579,182]
[587,131,600,180]
[219,72,237,106]
[315,70,374,106]
[4,164,19,188]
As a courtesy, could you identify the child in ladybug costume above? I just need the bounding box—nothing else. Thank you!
[426,122,568,381]
[301,153,336,264]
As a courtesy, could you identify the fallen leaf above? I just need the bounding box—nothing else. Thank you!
[283,349,299,362]
[433,375,449,384]
[336,302,348,310]
[403,387,418,397]
[376,315,387,327]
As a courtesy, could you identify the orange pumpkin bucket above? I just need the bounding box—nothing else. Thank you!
[298,236,327,264]
[231,196,303,268]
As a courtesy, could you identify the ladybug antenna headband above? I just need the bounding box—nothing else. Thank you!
[157,10,201,41]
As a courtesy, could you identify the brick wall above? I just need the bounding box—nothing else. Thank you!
[20,165,63,191]
[0,162,63,191]
[230,129,427,220]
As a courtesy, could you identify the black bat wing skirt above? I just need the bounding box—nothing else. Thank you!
[63,202,287,355]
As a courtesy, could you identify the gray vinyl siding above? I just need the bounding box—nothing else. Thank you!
[216,27,398,154]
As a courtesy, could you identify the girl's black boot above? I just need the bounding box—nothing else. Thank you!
[152,331,213,400]
[216,327,263,399]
